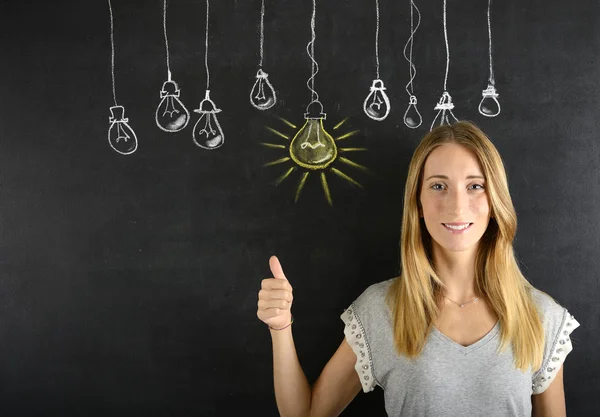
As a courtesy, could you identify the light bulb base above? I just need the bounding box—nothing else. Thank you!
[255,68,269,79]
[304,100,326,120]
[109,105,127,122]
[482,84,499,98]
[160,80,181,98]
[304,112,326,120]
[434,91,455,111]
[195,90,222,114]
[370,79,387,91]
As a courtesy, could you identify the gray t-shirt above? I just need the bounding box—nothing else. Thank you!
[341,279,580,417]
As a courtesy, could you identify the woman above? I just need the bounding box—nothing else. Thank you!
[256,121,579,417]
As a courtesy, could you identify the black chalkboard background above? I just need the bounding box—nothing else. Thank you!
[0,0,598,415]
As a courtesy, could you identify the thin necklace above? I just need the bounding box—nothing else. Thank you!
[443,294,479,308]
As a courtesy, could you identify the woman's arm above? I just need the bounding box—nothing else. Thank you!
[270,328,361,417]
[532,365,566,417]
[258,256,362,417]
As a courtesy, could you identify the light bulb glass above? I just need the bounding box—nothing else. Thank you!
[156,80,190,132]
[430,91,458,130]
[193,90,224,150]
[250,69,277,110]
[108,105,138,155]
[289,117,337,170]
[478,84,501,117]
[363,79,391,121]
[403,95,422,129]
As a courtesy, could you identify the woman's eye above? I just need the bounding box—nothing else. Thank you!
[470,183,485,190]
[431,183,445,190]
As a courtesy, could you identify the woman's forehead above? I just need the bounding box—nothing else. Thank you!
[423,143,483,177]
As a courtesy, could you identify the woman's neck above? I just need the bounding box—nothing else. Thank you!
[432,243,478,301]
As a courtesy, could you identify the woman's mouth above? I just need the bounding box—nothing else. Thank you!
[442,223,473,233]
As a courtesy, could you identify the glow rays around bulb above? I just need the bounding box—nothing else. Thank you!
[261,117,367,206]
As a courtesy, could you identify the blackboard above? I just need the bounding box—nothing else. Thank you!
[0,0,598,415]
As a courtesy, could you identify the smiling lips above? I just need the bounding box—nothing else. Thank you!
[442,223,473,233]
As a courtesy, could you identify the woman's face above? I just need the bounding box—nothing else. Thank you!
[419,143,491,254]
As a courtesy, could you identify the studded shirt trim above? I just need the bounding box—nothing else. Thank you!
[341,304,377,392]
[531,309,580,394]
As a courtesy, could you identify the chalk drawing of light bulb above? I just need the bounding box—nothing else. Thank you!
[251,69,277,110]
[403,0,423,128]
[478,0,501,117]
[106,0,138,155]
[404,95,422,128]
[192,90,224,150]
[363,0,391,122]
[156,0,190,132]
[261,0,367,206]
[108,105,138,155]
[431,0,458,131]
[262,112,367,206]
[363,79,391,121]
[250,0,277,111]
[431,91,458,130]
[156,79,190,132]
[290,102,337,170]
[479,84,500,117]
[193,0,225,149]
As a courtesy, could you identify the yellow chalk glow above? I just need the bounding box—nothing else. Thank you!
[262,116,367,206]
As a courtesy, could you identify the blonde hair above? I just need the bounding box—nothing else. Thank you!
[387,121,544,371]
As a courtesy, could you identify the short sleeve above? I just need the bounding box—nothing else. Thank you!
[531,297,580,394]
[341,304,376,392]
[339,280,393,393]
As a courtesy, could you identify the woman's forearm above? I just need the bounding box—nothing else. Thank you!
[270,326,313,417]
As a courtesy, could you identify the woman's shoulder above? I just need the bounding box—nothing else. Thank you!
[346,278,397,318]
[528,286,579,336]
[357,277,397,303]
[529,286,568,318]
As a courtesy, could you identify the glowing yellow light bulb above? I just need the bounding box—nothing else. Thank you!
[289,106,337,170]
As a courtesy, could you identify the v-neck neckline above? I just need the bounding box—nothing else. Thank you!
[431,320,501,355]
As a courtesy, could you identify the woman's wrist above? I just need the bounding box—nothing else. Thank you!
[268,315,293,331]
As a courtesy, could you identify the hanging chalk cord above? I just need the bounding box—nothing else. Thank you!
[106,0,138,156]
[192,0,225,149]
[109,0,117,108]
[478,0,501,117]
[375,0,380,81]
[403,0,422,128]
[204,0,210,91]
[431,0,458,130]
[250,0,277,110]
[304,0,326,119]
[363,0,391,121]
[155,0,190,132]
[163,0,171,83]
[259,0,265,70]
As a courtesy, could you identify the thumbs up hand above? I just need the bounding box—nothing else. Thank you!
[257,256,294,330]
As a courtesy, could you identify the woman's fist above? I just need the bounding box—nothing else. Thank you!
[257,256,293,330]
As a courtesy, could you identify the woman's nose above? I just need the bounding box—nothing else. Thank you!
[447,190,468,216]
